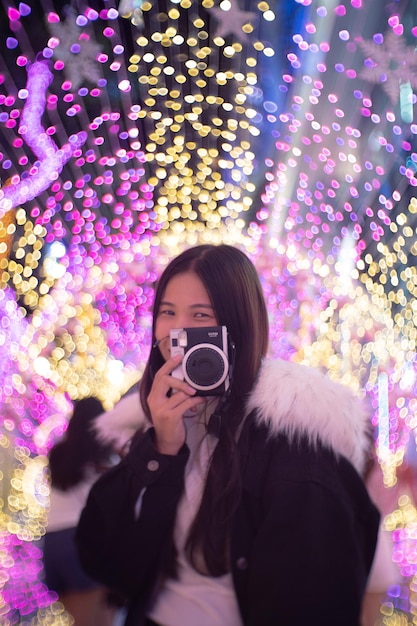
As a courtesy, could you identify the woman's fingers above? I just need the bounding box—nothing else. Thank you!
[152,354,196,398]
[147,355,204,454]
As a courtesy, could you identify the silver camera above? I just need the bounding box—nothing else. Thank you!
[170,326,230,396]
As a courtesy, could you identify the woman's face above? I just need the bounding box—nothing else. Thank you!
[155,271,218,361]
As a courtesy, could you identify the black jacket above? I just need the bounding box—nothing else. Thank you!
[77,358,380,625]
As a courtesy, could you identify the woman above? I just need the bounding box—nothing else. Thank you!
[44,396,116,626]
[76,244,379,626]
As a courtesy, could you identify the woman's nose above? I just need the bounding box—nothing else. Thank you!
[172,316,192,330]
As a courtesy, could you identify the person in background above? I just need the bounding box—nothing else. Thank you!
[361,436,417,626]
[76,244,380,626]
[43,396,116,626]
[93,385,142,459]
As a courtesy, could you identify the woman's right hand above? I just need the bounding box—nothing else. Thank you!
[147,355,204,455]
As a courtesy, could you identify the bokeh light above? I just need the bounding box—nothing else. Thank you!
[0,0,417,623]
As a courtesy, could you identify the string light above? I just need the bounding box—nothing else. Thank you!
[0,0,416,622]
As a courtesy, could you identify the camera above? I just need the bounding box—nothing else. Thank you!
[170,326,231,396]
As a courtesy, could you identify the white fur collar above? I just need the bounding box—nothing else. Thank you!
[95,359,370,474]
[246,359,370,474]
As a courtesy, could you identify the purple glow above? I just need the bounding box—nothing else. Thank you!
[6,37,18,49]
[19,3,31,17]
[0,62,87,216]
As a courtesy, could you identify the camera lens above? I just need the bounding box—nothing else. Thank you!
[183,344,228,391]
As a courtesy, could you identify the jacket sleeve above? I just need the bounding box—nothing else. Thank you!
[232,436,380,626]
[76,428,189,598]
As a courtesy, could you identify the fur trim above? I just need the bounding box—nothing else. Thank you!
[94,392,148,451]
[246,359,370,474]
[94,359,371,474]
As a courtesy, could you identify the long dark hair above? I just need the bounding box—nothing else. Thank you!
[48,397,113,491]
[140,244,269,575]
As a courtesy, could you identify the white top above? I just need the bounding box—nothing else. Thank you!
[46,472,99,532]
[148,404,243,626]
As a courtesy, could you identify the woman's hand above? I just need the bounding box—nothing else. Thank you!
[147,355,204,455]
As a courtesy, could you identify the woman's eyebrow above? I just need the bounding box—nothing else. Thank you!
[159,301,214,309]
[189,303,215,310]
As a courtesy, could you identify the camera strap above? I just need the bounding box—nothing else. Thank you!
[207,334,236,437]
[207,411,222,437]
[227,334,236,390]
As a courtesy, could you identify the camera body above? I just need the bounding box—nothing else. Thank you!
[170,326,230,396]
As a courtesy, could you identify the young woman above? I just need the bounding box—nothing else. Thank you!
[76,244,380,626]
[43,397,116,626]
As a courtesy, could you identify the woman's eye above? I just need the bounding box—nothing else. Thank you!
[159,309,174,316]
